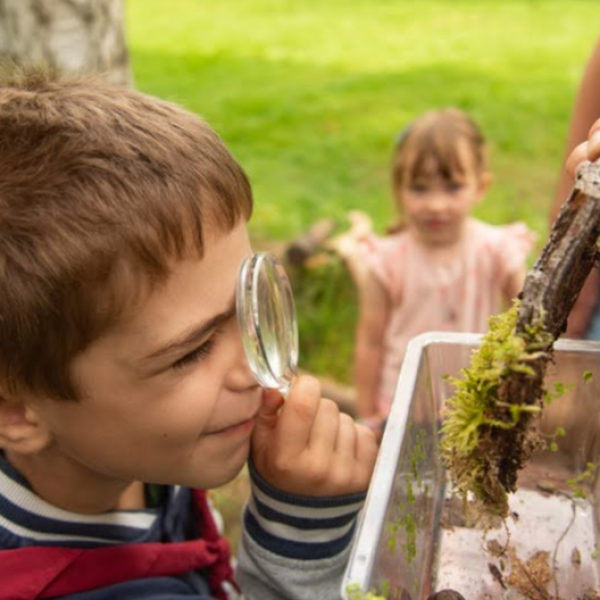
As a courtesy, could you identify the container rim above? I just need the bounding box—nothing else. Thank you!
[341,331,600,598]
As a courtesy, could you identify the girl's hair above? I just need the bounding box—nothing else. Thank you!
[391,108,488,189]
[0,67,253,401]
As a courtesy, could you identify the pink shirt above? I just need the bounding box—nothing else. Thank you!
[361,218,535,415]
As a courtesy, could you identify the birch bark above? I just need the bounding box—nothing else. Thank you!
[0,0,131,86]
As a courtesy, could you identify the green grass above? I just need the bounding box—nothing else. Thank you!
[127,0,599,382]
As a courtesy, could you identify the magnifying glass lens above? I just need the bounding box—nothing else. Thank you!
[236,253,298,394]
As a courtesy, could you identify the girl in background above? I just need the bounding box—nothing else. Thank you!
[335,108,535,430]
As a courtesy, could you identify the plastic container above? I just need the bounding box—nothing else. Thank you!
[343,332,600,600]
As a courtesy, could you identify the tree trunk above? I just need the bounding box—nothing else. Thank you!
[0,0,131,86]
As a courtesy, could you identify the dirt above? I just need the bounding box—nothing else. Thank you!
[440,543,600,600]
[488,544,598,600]
[439,496,599,600]
[505,548,553,600]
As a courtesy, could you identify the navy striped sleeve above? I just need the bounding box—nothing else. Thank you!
[244,461,366,561]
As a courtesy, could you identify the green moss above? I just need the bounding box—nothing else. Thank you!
[440,301,552,516]
[567,461,599,500]
[411,429,427,480]
[386,427,427,563]
[406,476,415,505]
[387,520,399,554]
[544,381,574,405]
[402,513,417,563]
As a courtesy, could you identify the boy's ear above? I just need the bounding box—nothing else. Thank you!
[0,397,53,455]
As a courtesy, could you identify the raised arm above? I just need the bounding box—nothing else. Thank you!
[552,36,600,337]
[239,377,378,600]
[553,36,600,219]
[354,271,389,421]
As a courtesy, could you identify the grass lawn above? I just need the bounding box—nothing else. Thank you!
[127,0,599,384]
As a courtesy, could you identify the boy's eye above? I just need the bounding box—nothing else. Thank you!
[172,338,217,370]
[409,184,428,194]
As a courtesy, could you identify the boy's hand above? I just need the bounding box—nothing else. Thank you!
[566,120,600,177]
[251,375,378,497]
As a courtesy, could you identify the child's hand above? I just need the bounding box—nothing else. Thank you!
[251,375,378,497]
[328,210,376,290]
[356,413,386,444]
[327,210,373,260]
[566,120,600,177]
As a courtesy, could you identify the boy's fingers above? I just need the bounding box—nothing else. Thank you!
[306,398,340,456]
[324,414,357,492]
[261,388,284,416]
[251,388,284,452]
[276,375,321,453]
[354,424,378,487]
[332,413,357,470]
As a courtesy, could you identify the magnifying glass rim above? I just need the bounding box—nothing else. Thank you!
[236,252,298,391]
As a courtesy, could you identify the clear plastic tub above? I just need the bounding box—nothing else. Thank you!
[343,333,600,600]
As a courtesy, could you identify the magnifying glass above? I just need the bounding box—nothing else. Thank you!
[236,252,299,395]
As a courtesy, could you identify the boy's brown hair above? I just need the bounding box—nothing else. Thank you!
[391,107,488,189]
[0,67,253,401]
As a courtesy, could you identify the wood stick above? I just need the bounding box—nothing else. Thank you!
[496,160,600,493]
[285,218,336,266]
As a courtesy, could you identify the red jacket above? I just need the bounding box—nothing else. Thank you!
[0,490,237,600]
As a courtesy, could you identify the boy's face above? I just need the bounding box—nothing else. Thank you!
[398,143,489,246]
[30,221,262,490]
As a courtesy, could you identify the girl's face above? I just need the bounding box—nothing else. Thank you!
[396,143,490,247]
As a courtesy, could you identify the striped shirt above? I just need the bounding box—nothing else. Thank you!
[0,454,365,598]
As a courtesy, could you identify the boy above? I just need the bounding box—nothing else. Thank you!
[0,69,378,599]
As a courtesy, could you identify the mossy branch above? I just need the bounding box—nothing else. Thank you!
[441,302,551,517]
[441,160,600,519]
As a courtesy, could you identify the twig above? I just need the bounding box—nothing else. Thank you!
[489,160,600,501]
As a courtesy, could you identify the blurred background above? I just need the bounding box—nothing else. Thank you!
[2,0,596,385]
[128,0,597,386]
[2,0,598,547]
